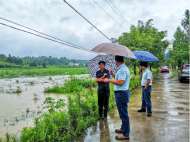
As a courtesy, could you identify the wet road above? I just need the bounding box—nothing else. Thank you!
[75,71,189,142]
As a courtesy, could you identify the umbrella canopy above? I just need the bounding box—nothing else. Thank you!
[91,43,136,59]
[88,54,117,78]
[125,51,159,61]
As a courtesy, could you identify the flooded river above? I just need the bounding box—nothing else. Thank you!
[75,71,189,142]
[0,74,90,138]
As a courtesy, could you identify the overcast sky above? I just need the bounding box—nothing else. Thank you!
[0,0,189,60]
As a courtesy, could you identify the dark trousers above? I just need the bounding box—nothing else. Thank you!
[141,86,152,113]
[98,86,110,117]
[115,90,130,137]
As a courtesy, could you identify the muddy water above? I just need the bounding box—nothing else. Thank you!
[0,74,90,138]
[75,71,189,142]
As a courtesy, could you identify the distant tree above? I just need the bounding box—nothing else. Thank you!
[17,59,23,65]
[6,57,13,63]
[42,61,46,68]
[29,61,37,67]
[0,54,6,61]
[169,10,189,68]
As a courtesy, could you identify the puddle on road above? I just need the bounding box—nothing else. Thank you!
[0,74,90,138]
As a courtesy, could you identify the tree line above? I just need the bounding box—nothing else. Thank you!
[111,18,169,73]
[167,10,189,68]
[111,9,189,70]
[0,54,89,68]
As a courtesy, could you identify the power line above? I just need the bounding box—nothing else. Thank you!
[63,0,111,41]
[0,22,93,52]
[104,0,130,26]
[92,0,128,31]
[107,0,130,25]
[0,17,88,51]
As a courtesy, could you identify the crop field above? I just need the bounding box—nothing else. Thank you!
[0,67,89,79]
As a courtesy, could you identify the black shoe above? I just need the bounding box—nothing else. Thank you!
[102,117,107,121]
[147,113,152,117]
[137,109,146,112]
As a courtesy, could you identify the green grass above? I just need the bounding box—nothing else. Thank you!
[0,67,89,78]
[44,77,97,94]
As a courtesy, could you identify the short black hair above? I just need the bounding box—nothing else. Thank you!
[115,55,124,63]
[139,62,148,67]
[98,61,105,65]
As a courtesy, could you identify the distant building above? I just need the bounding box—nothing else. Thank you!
[165,40,173,53]
[83,63,85,67]
[165,40,173,58]
[74,63,80,66]
[69,62,73,66]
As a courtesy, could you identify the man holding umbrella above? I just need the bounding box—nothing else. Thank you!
[104,55,130,140]
[95,61,110,121]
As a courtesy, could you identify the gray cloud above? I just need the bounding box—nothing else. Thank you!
[60,16,71,23]
[0,0,189,60]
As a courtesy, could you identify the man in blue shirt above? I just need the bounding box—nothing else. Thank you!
[138,62,153,117]
[95,61,110,121]
[104,56,130,140]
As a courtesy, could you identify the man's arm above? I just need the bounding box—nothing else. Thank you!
[138,70,142,76]
[144,79,151,89]
[105,79,124,85]
[95,77,108,82]
[105,69,126,85]
[144,71,152,89]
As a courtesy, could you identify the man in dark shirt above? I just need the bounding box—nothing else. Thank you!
[95,61,110,121]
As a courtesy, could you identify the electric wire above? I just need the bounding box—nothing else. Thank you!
[92,0,128,31]
[0,22,93,52]
[107,0,130,25]
[104,0,130,26]
[0,17,89,51]
[63,0,111,41]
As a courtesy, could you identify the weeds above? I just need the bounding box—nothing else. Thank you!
[15,80,19,84]
[44,77,97,94]
[29,81,34,86]
[8,84,12,88]
[12,86,22,93]
[1,133,19,142]
[26,108,29,113]
[33,93,38,100]
[43,97,66,114]
[49,76,52,81]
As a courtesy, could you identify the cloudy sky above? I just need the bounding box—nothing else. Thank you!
[0,0,189,60]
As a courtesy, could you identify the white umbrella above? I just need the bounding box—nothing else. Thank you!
[91,43,136,59]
